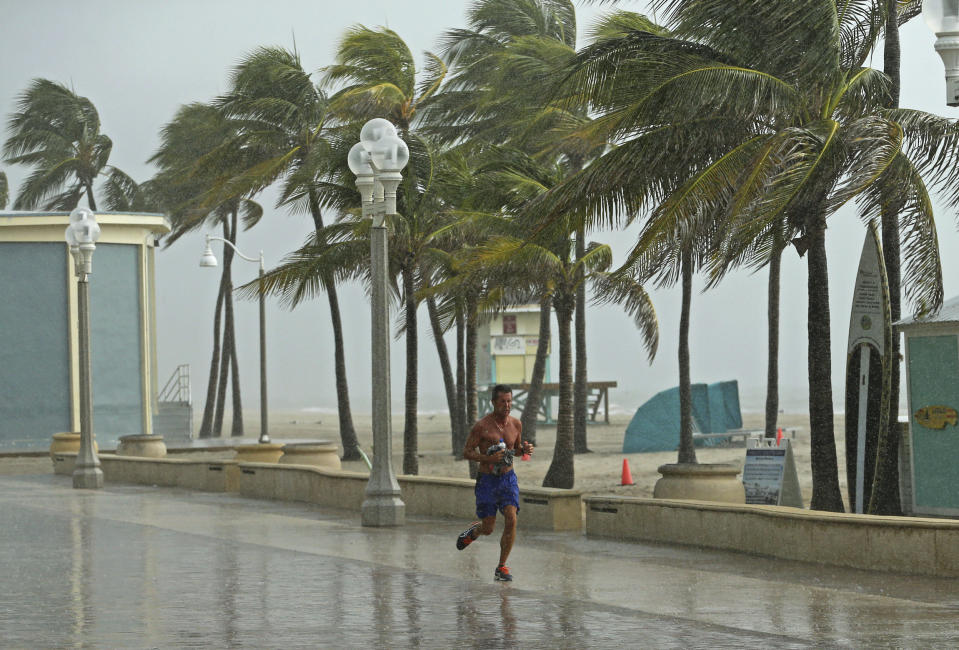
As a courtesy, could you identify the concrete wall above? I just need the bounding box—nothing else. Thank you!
[238,464,583,531]
[96,455,239,492]
[585,496,959,578]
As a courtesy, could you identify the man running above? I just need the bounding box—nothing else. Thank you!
[455,384,533,582]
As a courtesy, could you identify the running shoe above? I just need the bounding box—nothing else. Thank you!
[456,521,480,550]
[494,565,513,582]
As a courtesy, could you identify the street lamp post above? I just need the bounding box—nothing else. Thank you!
[925,0,959,106]
[348,118,409,527]
[66,207,103,489]
[200,236,270,444]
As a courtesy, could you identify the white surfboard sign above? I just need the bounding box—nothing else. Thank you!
[847,228,885,357]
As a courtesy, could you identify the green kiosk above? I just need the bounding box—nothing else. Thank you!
[899,296,959,517]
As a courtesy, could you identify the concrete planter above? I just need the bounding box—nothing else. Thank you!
[50,432,97,458]
[234,443,284,464]
[279,442,341,469]
[116,434,167,458]
[654,463,745,503]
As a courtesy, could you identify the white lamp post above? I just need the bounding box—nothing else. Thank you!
[925,0,959,106]
[200,236,270,444]
[65,207,103,489]
[348,118,409,527]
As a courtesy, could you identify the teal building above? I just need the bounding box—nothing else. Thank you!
[0,211,170,450]
[898,296,959,517]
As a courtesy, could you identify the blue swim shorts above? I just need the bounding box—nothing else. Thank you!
[475,471,520,518]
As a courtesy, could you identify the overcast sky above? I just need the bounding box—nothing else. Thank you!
[2,1,958,416]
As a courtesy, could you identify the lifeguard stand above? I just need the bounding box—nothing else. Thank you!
[477,304,552,420]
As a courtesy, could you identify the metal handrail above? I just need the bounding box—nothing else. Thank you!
[158,364,191,404]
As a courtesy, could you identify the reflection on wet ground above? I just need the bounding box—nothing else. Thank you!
[1,474,957,648]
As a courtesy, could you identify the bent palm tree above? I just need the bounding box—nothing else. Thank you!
[322,25,450,474]
[149,102,264,438]
[214,47,363,460]
[3,78,126,210]
[536,1,953,510]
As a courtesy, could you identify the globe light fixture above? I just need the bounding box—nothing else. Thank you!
[925,0,959,106]
[65,207,103,489]
[350,118,409,527]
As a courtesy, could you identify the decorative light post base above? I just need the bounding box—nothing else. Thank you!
[361,496,405,527]
[653,463,745,503]
[73,465,104,489]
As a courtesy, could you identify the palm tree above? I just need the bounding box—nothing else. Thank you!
[469,230,656,488]
[149,102,264,439]
[321,25,450,474]
[3,79,126,210]
[433,0,609,451]
[868,0,924,515]
[212,47,364,460]
[0,171,8,209]
[537,1,953,510]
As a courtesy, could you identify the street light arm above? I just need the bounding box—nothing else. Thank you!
[206,234,265,270]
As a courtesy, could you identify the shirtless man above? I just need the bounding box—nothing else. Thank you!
[454,384,534,582]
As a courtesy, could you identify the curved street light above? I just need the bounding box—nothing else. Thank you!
[200,235,270,444]
[349,118,409,527]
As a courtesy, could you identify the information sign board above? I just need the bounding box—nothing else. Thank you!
[742,438,803,508]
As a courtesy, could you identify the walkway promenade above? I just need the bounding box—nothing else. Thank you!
[1,471,957,647]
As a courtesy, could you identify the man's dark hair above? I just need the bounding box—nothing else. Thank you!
[491,384,512,401]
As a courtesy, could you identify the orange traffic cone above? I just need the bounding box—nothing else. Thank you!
[776,427,784,446]
[621,458,634,486]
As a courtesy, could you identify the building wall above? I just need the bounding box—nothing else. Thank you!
[0,242,71,448]
[91,243,144,445]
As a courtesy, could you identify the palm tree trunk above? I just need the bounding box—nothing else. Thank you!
[308,189,360,460]
[806,211,845,512]
[213,220,236,437]
[454,306,467,456]
[677,250,697,464]
[521,295,552,446]
[226,279,243,436]
[198,269,226,438]
[213,290,230,437]
[327,286,361,460]
[226,210,243,437]
[402,265,419,475]
[466,296,478,427]
[543,293,574,489]
[871,0,904,515]
[427,295,458,452]
[765,246,782,438]
[574,228,590,453]
[466,296,479,479]
[85,184,97,211]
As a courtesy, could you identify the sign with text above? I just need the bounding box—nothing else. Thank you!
[742,438,803,508]
[492,336,525,355]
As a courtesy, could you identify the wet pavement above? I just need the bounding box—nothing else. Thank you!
[1,473,958,648]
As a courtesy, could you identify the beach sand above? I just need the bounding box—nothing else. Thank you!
[3,410,849,507]
[236,409,848,507]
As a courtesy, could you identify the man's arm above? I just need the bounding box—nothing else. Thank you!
[513,419,533,455]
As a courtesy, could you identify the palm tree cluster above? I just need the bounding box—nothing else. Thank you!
[6,1,959,503]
